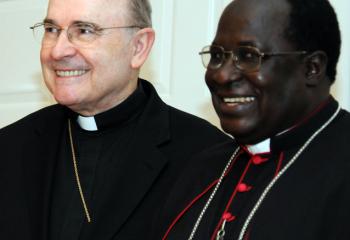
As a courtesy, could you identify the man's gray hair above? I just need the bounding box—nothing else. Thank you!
[129,0,152,27]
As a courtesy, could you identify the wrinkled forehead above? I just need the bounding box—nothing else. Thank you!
[216,0,291,48]
[46,0,131,25]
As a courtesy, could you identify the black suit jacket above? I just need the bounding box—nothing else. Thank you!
[0,80,229,240]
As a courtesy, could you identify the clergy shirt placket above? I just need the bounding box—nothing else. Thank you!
[187,147,241,240]
[211,153,270,240]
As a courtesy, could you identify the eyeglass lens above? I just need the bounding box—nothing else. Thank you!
[201,45,261,72]
[32,23,101,47]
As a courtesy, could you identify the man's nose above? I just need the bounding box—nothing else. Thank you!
[49,31,77,60]
[208,60,242,86]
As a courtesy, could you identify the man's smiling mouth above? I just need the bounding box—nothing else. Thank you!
[222,97,256,106]
[55,70,89,77]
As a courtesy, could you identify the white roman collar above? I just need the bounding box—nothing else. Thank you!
[77,115,98,131]
[246,138,271,155]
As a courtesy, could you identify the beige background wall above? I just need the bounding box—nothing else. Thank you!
[0,0,349,128]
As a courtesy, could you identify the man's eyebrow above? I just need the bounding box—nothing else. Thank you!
[42,19,100,28]
[211,40,258,48]
[43,18,56,24]
[72,21,100,27]
[237,41,258,47]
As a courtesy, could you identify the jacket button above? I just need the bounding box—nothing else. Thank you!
[237,183,252,192]
[223,212,236,221]
[252,155,268,165]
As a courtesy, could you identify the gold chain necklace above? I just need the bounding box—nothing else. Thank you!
[68,119,92,223]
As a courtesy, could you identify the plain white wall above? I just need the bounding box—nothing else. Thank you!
[331,0,350,110]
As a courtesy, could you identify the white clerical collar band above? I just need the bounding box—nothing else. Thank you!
[246,138,271,155]
[77,115,98,131]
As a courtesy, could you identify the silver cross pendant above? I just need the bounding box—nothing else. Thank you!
[216,219,227,240]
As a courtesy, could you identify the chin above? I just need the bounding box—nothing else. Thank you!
[220,119,260,144]
[53,91,79,107]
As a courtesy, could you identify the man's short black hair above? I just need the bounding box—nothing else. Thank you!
[285,0,341,83]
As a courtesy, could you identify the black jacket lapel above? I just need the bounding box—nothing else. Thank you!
[21,106,66,240]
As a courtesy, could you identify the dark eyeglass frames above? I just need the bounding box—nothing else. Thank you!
[199,45,307,72]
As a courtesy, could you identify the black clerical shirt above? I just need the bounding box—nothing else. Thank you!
[49,85,147,240]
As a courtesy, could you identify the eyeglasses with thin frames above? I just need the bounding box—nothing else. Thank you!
[30,21,144,48]
[199,45,307,72]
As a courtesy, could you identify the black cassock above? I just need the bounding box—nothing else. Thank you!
[158,97,350,240]
[0,79,229,240]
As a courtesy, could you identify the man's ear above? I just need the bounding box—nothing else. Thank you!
[303,51,328,86]
[130,27,155,69]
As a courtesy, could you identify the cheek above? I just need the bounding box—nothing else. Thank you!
[204,70,218,92]
[40,47,51,67]
[40,49,55,89]
[254,62,291,97]
[90,47,132,90]
[92,53,119,85]
[91,45,122,74]
[255,69,302,128]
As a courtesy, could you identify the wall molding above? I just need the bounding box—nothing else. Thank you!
[140,0,174,98]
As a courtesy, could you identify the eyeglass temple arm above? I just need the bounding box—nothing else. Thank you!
[262,51,307,57]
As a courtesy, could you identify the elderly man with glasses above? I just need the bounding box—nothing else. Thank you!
[157,0,350,239]
[0,0,228,239]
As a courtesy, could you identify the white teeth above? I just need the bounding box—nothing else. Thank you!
[223,97,255,104]
[56,70,87,77]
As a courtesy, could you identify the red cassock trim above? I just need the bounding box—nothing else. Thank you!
[161,178,220,240]
[162,148,284,239]
[274,152,284,177]
[210,158,254,240]
[161,149,244,240]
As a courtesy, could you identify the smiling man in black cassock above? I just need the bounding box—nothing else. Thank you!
[0,0,229,239]
[158,0,350,239]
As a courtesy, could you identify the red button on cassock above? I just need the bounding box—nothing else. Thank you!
[237,183,252,192]
[222,212,236,222]
[252,155,268,165]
